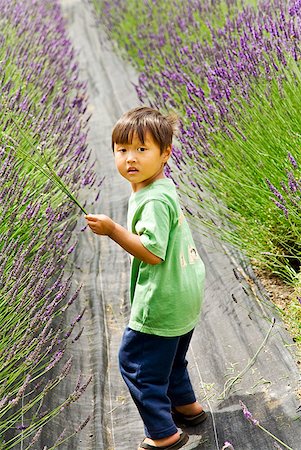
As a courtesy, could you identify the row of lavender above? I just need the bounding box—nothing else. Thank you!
[0,1,95,448]
[94,0,301,339]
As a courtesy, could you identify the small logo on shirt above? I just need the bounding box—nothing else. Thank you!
[188,246,199,264]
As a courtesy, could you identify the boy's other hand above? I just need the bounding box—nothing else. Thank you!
[85,214,116,236]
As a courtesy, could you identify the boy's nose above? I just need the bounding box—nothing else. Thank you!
[126,152,137,163]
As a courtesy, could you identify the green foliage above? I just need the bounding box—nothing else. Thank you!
[182,66,301,282]
[94,0,258,72]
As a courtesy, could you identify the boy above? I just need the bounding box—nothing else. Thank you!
[85,107,206,450]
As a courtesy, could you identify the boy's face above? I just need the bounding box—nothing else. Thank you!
[114,132,171,192]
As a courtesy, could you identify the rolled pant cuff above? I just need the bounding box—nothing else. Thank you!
[145,424,178,440]
[171,392,196,407]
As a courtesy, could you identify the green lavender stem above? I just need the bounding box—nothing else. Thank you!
[219,318,276,399]
[1,100,88,215]
[257,424,293,450]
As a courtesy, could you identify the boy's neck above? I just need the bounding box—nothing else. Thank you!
[131,172,166,193]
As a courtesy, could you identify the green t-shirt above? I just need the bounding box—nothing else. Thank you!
[127,178,205,337]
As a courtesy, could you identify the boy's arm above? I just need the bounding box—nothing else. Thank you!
[85,214,162,265]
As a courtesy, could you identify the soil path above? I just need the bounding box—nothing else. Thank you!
[48,1,301,448]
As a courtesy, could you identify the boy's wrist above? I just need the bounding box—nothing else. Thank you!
[107,220,118,238]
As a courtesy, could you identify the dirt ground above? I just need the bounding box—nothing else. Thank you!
[254,268,294,309]
[254,267,301,397]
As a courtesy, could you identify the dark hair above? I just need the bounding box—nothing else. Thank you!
[112,106,178,153]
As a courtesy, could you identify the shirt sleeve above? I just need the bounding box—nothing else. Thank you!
[134,200,171,261]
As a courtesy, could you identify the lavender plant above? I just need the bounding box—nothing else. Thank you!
[92,0,258,74]
[182,69,301,282]
[0,0,96,447]
[93,0,301,285]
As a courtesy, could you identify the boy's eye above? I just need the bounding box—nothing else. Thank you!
[117,148,126,152]
[137,147,146,152]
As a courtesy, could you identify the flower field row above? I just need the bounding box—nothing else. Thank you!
[93,0,301,343]
[0,1,96,447]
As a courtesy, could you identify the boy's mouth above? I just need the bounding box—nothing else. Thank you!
[127,167,139,174]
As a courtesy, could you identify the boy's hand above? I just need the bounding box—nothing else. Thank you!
[85,214,116,236]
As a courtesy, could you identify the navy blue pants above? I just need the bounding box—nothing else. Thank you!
[118,327,196,439]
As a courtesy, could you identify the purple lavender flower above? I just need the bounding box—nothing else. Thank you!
[266,179,286,203]
[222,442,235,449]
[288,152,298,169]
[271,198,289,218]
[239,401,259,426]
[46,350,64,371]
[16,425,28,431]
[287,171,299,193]
[67,242,77,254]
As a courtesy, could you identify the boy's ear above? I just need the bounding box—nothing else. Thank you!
[163,145,172,162]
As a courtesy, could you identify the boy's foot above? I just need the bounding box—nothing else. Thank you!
[138,431,189,449]
[172,402,208,427]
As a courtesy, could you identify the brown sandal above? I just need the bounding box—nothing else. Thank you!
[171,408,208,427]
[139,432,189,449]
